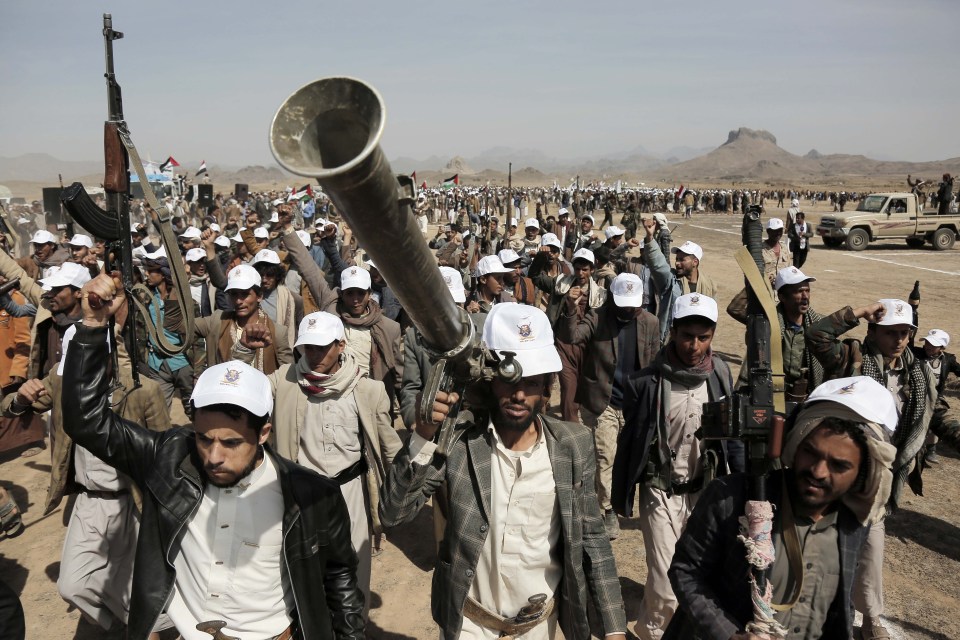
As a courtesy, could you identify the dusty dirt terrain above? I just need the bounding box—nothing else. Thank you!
[2,202,959,639]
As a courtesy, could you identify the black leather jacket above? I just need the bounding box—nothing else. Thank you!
[62,325,365,640]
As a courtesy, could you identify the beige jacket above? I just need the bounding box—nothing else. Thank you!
[268,363,402,534]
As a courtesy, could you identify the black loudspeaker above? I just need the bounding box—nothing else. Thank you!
[234,183,249,200]
[197,184,214,207]
[42,187,64,225]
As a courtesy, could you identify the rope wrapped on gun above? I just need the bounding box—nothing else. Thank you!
[59,14,194,392]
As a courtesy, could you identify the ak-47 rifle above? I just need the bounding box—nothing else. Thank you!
[60,13,195,391]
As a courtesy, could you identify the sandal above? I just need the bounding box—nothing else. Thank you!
[0,487,24,538]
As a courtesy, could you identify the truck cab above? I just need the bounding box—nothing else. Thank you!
[817,192,958,251]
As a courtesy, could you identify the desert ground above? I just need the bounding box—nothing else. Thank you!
[2,202,959,639]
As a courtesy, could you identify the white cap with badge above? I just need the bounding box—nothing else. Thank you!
[497,249,521,266]
[482,303,562,377]
[524,217,539,229]
[226,264,261,291]
[439,266,466,303]
[295,311,345,349]
[185,248,206,263]
[571,248,595,264]
[190,360,273,417]
[340,266,371,291]
[921,329,950,348]
[214,235,231,248]
[30,230,57,245]
[68,234,93,248]
[39,262,92,291]
[875,299,916,328]
[540,233,563,251]
[604,226,625,240]
[179,226,202,239]
[672,292,718,323]
[296,230,311,247]
[253,227,270,239]
[766,218,784,231]
[774,266,817,291]
[671,241,703,261]
[610,273,643,307]
[475,255,512,277]
[804,375,899,434]
[252,249,281,265]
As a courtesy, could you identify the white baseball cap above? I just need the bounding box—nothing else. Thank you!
[671,241,703,261]
[524,217,539,229]
[673,293,718,323]
[269,212,280,223]
[498,249,521,266]
[774,266,817,291]
[482,303,562,377]
[130,223,143,234]
[190,360,273,417]
[252,249,281,265]
[143,246,167,260]
[922,329,950,348]
[571,248,595,264]
[767,218,784,231]
[610,273,643,307]
[476,255,512,277]
[30,230,57,245]
[272,198,284,206]
[253,227,269,239]
[581,214,595,224]
[209,223,221,233]
[179,226,202,239]
[296,230,311,247]
[185,248,206,262]
[231,233,244,243]
[214,235,231,248]
[295,311,345,349]
[875,299,916,328]
[340,265,371,291]
[557,207,569,217]
[40,262,91,291]
[68,234,93,248]
[226,264,262,291]
[604,226,625,240]
[508,218,517,227]
[439,266,466,303]
[804,376,899,434]
[540,233,563,251]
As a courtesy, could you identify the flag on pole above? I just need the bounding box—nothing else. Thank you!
[677,184,687,200]
[159,156,180,172]
[420,181,427,191]
[195,161,207,177]
[288,184,314,202]
[441,174,459,188]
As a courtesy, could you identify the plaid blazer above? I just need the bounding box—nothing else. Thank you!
[665,471,868,640]
[380,412,627,639]
[560,299,661,415]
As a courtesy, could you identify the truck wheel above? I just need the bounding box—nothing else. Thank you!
[932,228,956,251]
[846,229,869,251]
[906,237,926,249]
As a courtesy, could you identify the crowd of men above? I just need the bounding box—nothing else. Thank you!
[0,181,957,640]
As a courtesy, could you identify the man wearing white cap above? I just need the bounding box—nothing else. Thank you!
[468,255,515,314]
[251,249,299,351]
[642,218,718,344]
[806,298,955,639]
[727,266,825,402]
[178,226,202,252]
[269,311,401,620]
[62,273,365,640]
[532,246,606,421]
[382,303,628,640]
[519,217,542,260]
[20,228,69,281]
[613,293,742,639]
[762,217,792,282]
[67,233,100,271]
[564,213,601,260]
[497,249,537,306]
[561,272,660,538]
[668,376,898,640]
[193,263,293,375]
[184,247,216,317]
[912,329,960,465]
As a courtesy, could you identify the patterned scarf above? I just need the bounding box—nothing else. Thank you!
[777,304,825,388]
[336,299,396,382]
[296,352,362,398]
[859,341,932,507]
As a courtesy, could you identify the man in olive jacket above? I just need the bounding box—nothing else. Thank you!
[62,274,364,640]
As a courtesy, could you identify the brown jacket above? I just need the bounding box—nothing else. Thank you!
[194,310,293,376]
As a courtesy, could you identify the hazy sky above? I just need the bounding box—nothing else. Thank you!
[2,0,958,169]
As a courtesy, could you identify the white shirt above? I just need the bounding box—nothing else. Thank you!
[666,381,709,482]
[165,453,293,640]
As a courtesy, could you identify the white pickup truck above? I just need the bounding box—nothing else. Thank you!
[816,192,959,251]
